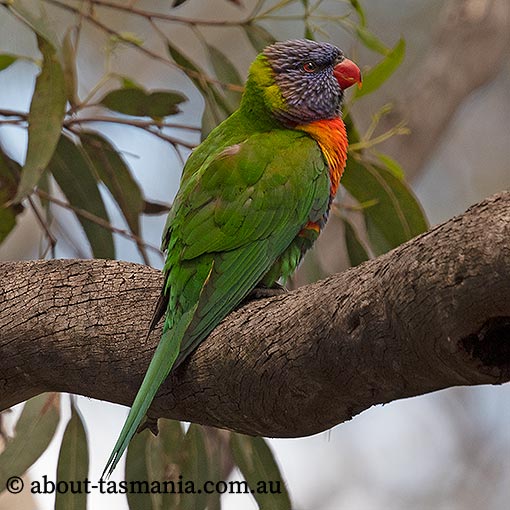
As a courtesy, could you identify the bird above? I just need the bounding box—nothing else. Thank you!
[102,38,361,478]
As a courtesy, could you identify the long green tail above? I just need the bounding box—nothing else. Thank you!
[101,304,198,479]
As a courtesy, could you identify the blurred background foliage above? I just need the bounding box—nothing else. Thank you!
[0,1,508,509]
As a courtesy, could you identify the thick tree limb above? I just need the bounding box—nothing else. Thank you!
[1,192,509,437]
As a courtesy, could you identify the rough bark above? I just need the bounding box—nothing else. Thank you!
[1,192,509,437]
[378,0,510,180]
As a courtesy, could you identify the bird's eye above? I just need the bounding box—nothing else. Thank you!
[303,61,317,73]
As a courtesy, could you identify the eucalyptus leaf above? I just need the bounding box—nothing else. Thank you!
[0,148,22,243]
[100,88,186,119]
[202,428,232,510]
[342,217,370,266]
[49,136,115,259]
[201,99,218,140]
[62,28,79,107]
[125,429,154,510]
[342,157,428,256]
[80,132,144,237]
[15,36,66,202]
[8,1,60,50]
[0,394,60,488]
[119,76,144,89]
[206,44,243,111]
[55,401,89,510]
[376,152,405,180]
[343,113,361,144]
[0,202,16,244]
[177,424,209,510]
[0,54,17,72]
[231,434,291,510]
[355,25,390,55]
[354,38,405,99]
[167,42,227,123]
[244,24,276,52]
[158,419,185,510]
[349,0,367,26]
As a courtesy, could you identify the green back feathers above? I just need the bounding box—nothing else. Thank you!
[166,129,329,367]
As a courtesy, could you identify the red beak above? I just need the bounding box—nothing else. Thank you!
[334,58,362,90]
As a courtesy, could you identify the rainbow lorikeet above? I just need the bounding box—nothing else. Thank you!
[103,39,361,477]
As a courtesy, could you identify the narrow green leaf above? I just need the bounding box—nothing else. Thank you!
[0,394,60,487]
[125,428,154,510]
[354,39,405,99]
[126,420,186,510]
[80,132,144,236]
[0,149,22,243]
[62,28,79,107]
[342,217,370,266]
[109,32,144,47]
[342,157,428,255]
[37,171,52,231]
[349,0,366,26]
[244,24,276,52]
[365,217,393,255]
[167,42,228,122]
[158,419,185,510]
[55,401,89,510]
[167,41,204,84]
[206,45,242,86]
[375,152,405,180]
[200,99,218,140]
[177,424,209,510]
[15,36,66,202]
[8,1,60,50]
[49,136,115,259]
[343,113,361,144]
[0,54,17,72]
[354,25,390,55]
[119,76,143,89]
[0,204,16,244]
[202,428,232,510]
[206,44,243,111]
[100,88,186,119]
[304,24,314,40]
[231,434,291,510]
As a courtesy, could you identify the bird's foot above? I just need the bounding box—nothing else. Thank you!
[246,283,287,301]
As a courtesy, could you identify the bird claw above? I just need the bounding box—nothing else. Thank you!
[246,283,287,301]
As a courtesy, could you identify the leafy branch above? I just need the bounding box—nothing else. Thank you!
[0,0,413,262]
[0,4,432,508]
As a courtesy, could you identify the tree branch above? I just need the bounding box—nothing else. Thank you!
[1,192,509,437]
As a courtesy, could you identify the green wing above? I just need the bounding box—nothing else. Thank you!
[102,128,329,478]
[166,128,330,363]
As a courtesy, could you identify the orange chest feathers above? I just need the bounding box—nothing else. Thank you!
[297,117,348,198]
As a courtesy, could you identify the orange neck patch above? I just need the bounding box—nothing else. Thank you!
[297,117,348,198]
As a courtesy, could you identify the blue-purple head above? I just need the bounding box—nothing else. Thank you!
[258,39,361,125]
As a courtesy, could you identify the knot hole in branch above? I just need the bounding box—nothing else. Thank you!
[461,316,510,375]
